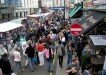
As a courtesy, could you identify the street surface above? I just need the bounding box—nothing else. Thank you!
[8,47,67,75]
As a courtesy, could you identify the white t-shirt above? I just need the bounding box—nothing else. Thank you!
[22,44,28,55]
[61,37,66,42]
[13,51,21,62]
[103,56,106,70]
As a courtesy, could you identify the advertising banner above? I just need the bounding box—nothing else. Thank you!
[83,0,106,10]
[83,0,95,9]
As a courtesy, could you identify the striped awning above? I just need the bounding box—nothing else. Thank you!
[90,35,106,46]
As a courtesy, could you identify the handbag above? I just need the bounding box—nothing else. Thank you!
[32,57,37,64]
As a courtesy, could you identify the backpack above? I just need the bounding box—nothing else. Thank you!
[57,46,63,56]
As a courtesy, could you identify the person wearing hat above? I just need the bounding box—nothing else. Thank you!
[66,56,80,75]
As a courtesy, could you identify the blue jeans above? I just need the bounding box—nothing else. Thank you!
[47,59,53,72]
[67,52,72,65]
[14,61,22,74]
[102,69,106,75]
[27,57,34,71]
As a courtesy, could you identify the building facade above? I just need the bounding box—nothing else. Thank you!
[14,0,39,18]
[0,0,14,23]
[0,0,39,22]
[41,0,72,7]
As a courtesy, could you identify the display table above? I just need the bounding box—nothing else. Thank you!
[91,56,104,65]
[91,56,105,74]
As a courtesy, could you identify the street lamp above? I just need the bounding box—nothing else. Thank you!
[64,0,65,24]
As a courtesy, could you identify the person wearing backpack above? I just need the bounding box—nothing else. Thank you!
[57,41,64,68]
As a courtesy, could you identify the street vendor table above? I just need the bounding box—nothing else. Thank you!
[89,35,106,75]
[91,55,105,74]
[91,56,104,65]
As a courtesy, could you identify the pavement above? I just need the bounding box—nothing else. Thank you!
[56,56,67,75]
[8,45,67,75]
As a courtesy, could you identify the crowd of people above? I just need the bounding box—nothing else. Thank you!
[0,11,100,75]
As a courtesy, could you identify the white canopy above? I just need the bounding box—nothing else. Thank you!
[10,18,26,24]
[27,13,50,18]
[0,22,23,32]
[27,14,41,18]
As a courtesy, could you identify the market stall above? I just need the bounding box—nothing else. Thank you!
[0,21,23,47]
[89,35,106,74]
[27,11,54,25]
[0,22,23,32]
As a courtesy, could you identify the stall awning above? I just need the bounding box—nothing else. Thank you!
[27,13,50,18]
[10,18,26,24]
[0,22,23,32]
[90,35,106,46]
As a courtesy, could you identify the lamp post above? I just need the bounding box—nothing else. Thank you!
[64,0,65,24]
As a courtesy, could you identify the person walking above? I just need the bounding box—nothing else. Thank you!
[37,40,45,66]
[22,44,28,67]
[67,41,73,65]
[44,45,54,72]
[81,44,91,72]
[13,47,23,74]
[57,41,64,68]
[25,41,35,72]
[0,54,12,75]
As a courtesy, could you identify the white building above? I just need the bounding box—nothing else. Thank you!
[14,0,39,18]
[41,0,71,7]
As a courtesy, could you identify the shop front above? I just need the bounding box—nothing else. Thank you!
[89,35,106,74]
